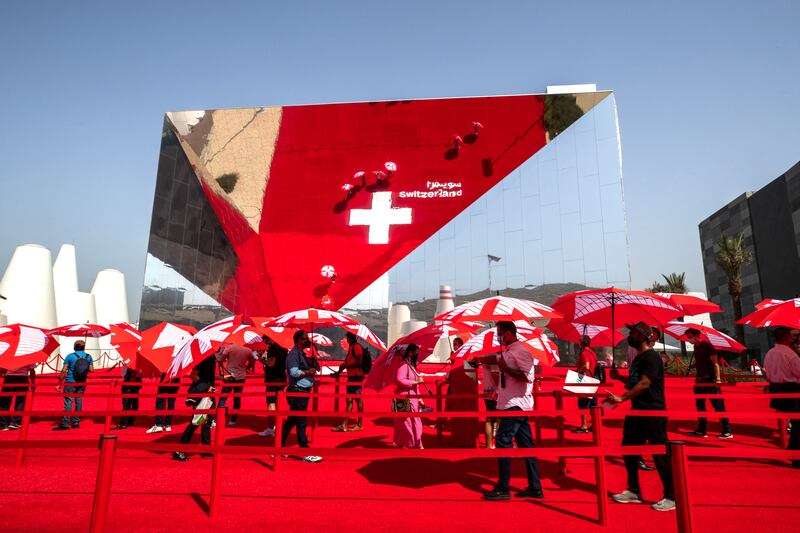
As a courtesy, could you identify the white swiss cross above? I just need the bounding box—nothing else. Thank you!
[349,192,412,244]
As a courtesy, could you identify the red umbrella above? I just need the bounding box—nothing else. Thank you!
[755,298,786,310]
[140,322,198,373]
[382,321,482,363]
[109,323,141,367]
[167,316,242,378]
[47,323,111,338]
[657,293,721,315]
[225,324,268,351]
[663,321,746,353]
[737,298,800,328]
[263,308,385,350]
[309,332,333,347]
[0,324,59,370]
[434,295,562,323]
[552,288,684,348]
[250,317,298,349]
[547,319,625,347]
[364,344,409,392]
[341,322,387,351]
[452,322,560,367]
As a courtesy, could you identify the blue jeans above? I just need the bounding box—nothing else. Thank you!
[495,406,542,491]
[155,385,178,427]
[62,385,86,426]
[694,385,731,434]
[281,387,310,448]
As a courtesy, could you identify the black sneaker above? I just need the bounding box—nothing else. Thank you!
[112,425,128,430]
[172,452,188,462]
[483,488,511,501]
[686,430,707,438]
[515,486,544,499]
[717,432,733,439]
[52,425,70,431]
[570,427,591,434]
[638,460,656,471]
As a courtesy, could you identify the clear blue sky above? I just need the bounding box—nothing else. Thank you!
[1,0,798,321]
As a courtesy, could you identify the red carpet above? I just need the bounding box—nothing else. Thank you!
[0,369,798,532]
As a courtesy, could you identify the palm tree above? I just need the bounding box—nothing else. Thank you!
[662,272,688,294]
[715,232,753,350]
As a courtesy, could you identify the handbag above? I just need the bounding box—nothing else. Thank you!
[392,398,412,412]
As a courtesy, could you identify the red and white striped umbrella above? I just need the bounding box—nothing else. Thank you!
[434,295,562,323]
[755,298,786,310]
[264,308,359,329]
[0,324,59,370]
[341,322,387,351]
[664,321,746,353]
[109,323,142,368]
[382,321,482,362]
[309,332,333,346]
[656,293,721,316]
[139,322,198,373]
[547,319,626,347]
[452,322,560,367]
[47,323,111,338]
[225,325,268,351]
[167,316,242,377]
[737,298,800,329]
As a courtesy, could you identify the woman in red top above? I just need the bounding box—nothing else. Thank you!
[572,336,597,433]
[332,332,365,432]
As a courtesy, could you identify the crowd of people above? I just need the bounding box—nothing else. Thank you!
[1,320,798,511]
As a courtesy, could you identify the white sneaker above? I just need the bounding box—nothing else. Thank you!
[164,425,172,432]
[211,420,216,428]
[146,425,163,434]
[302,455,323,463]
[258,427,276,437]
[652,498,676,511]
[612,490,642,504]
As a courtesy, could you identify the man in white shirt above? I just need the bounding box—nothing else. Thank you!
[763,327,800,468]
[483,321,543,501]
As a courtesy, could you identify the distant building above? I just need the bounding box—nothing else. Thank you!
[699,160,800,355]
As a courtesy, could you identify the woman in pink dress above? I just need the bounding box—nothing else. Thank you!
[393,344,424,449]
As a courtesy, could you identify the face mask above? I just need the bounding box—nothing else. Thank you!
[627,335,642,349]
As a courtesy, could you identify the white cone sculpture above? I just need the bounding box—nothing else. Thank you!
[0,244,57,329]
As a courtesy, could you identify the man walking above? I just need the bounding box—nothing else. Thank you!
[685,328,733,439]
[607,322,675,511]
[281,330,322,463]
[54,340,93,430]
[332,332,365,432]
[258,335,288,437]
[763,327,800,468]
[483,321,543,500]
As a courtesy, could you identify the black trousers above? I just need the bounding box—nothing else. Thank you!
[281,387,310,448]
[694,385,731,434]
[621,415,674,500]
[119,386,140,427]
[180,418,212,446]
[154,385,178,427]
[0,375,29,427]
[218,378,245,423]
[495,406,542,491]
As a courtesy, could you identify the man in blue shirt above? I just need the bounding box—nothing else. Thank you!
[54,340,94,430]
[281,330,322,463]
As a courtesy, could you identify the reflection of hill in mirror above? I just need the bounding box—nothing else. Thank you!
[216,173,239,193]
[543,95,584,139]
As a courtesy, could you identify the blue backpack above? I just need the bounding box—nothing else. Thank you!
[73,353,90,382]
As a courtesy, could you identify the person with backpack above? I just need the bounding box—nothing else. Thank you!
[54,340,94,430]
[572,336,599,434]
[332,332,368,432]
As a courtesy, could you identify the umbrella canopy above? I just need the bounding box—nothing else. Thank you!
[755,298,786,310]
[263,308,385,351]
[434,295,562,323]
[309,332,333,346]
[341,322,387,351]
[364,344,409,392]
[250,318,298,350]
[0,324,59,370]
[547,319,625,347]
[47,323,111,338]
[664,321,746,353]
[139,322,198,373]
[552,288,685,346]
[167,316,242,378]
[452,322,560,367]
[383,321,482,363]
[109,323,142,368]
[656,293,722,316]
[225,325,268,351]
[737,298,800,328]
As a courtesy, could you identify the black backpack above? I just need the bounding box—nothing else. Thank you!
[360,345,372,374]
[594,363,607,384]
[73,353,90,382]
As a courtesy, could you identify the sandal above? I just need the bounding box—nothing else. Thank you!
[331,425,349,432]
[348,425,363,432]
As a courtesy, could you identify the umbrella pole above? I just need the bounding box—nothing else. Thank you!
[610,293,616,376]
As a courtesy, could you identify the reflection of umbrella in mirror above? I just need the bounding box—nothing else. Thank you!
[309,332,333,346]
[48,323,111,338]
